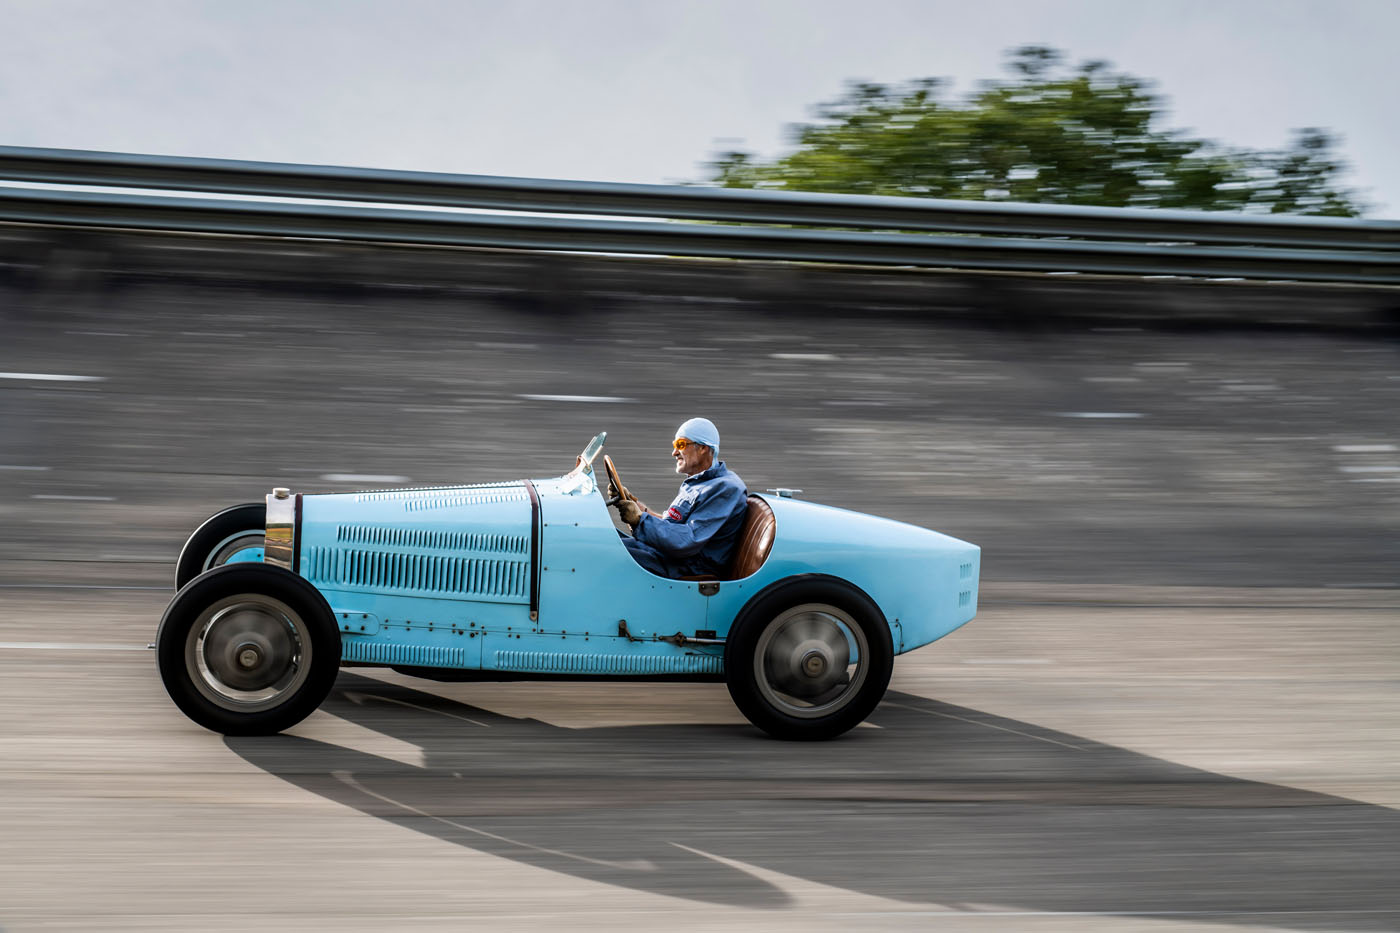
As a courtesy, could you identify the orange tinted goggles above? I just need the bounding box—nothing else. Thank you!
[672,438,695,452]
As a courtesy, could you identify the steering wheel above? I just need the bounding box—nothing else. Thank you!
[603,454,627,507]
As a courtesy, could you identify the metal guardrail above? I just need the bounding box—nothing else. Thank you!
[0,146,1397,284]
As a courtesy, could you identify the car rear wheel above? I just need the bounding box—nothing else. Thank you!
[157,564,340,735]
[175,503,266,589]
[724,576,893,741]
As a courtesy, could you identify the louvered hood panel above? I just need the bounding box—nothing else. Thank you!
[298,481,533,604]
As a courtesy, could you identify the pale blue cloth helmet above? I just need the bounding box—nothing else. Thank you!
[675,417,720,454]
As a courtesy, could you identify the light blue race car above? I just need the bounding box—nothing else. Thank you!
[158,433,980,740]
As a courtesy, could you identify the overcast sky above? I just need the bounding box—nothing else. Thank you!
[1,0,1396,214]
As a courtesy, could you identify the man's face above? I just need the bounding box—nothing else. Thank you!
[673,438,713,476]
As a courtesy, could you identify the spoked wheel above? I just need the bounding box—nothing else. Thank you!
[157,564,340,735]
[725,577,893,740]
[174,503,267,589]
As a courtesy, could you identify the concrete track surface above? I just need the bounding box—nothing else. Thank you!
[1,271,1398,931]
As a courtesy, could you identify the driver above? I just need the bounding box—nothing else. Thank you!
[615,418,748,579]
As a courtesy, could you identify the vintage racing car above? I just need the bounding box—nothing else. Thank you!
[157,433,980,740]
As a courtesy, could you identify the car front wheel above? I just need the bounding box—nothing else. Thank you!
[156,564,340,735]
[724,576,893,741]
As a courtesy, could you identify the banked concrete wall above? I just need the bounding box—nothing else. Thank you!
[2,225,1397,332]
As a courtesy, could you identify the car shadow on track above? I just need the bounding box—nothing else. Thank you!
[226,672,1400,928]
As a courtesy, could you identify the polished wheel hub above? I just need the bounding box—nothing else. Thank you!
[236,643,262,670]
[764,611,850,699]
[186,595,311,710]
[754,603,871,719]
[202,604,295,691]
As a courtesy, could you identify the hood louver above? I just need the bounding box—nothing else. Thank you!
[353,483,528,511]
[302,481,533,604]
[306,523,529,602]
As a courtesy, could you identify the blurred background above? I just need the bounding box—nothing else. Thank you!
[2,236,1397,588]
[2,2,1398,930]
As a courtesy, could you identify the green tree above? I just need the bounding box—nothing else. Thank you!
[709,47,1364,217]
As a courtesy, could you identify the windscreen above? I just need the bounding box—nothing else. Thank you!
[575,432,606,474]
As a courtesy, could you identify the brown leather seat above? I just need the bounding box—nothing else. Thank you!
[725,495,775,580]
[678,496,776,583]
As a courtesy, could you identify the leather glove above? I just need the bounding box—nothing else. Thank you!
[617,498,644,527]
[612,482,646,510]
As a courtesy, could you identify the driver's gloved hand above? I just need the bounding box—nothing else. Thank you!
[614,483,646,510]
[617,498,644,527]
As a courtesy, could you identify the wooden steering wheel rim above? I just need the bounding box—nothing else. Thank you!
[603,454,626,506]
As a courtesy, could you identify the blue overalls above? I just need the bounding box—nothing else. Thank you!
[622,461,748,578]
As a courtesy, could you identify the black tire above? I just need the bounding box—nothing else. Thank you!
[724,575,894,741]
[156,563,341,735]
[175,503,266,590]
